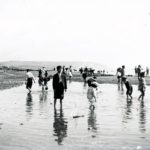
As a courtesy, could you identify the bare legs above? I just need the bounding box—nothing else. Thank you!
[27,87,31,93]
[54,98,63,109]
[138,90,145,101]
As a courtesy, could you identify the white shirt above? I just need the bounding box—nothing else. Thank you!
[58,73,62,82]
[26,72,35,78]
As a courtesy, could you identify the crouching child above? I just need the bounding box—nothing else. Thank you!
[122,77,133,101]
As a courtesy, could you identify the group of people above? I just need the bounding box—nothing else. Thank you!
[25,64,147,111]
[25,66,67,108]
[38,67,51,90]
[116,65,146,101]
[135,65,149,77]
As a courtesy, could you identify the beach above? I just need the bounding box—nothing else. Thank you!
[0,80,150,150]
[1,70,150,90]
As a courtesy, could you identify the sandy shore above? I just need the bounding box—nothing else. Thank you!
[0,70,150,90]
[0,70,25,90]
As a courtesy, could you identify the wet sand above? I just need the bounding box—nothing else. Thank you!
[0,81,150,150]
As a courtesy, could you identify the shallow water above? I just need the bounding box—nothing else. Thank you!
[0,81,150,150]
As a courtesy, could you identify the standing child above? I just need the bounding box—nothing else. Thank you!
[87,80,96,110]
[122,77,133,101]
[138,72,146,101]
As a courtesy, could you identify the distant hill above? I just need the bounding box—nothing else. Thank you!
[0,61,107,71]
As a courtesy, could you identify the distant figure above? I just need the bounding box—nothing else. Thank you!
[43,70,50,90]
[138,72,146,101]
[69,66,72,73]
[38,69,43,86]
[62,66,66,75]
[53,66,67,108]
[135,66,137,76]
[120,65,125,90]
[25,69,35,93]
[146,67,149,76]
[122,77,133,101]
[137,65,141,80]
[68,67,73,80]
[87,80,96,110]
[116,67,122,84]
[82,72,87,82]
[79,67,83,74]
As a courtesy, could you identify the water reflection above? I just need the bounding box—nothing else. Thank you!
[83,82,87,89]
[53,108,68,145]
[88,108,97,132]
[139,101,146,133]
[122,101,133,123]
[117,84,124,95]
[39,91,48,112]
[39,90,48,102]
[26,93,33,120]
[118,83,121,91]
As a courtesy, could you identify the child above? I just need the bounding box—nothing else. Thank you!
[86,76,99,91]
[25,69,36,93]
[87,80,96,109]
[138,72,146,101]
[122,77,133,100]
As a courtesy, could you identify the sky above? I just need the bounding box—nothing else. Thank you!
[0,0,150,68]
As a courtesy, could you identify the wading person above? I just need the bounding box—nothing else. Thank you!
[25,69,35,93]
[138,72,146,101]
[122,77,133,101]
[137,65,141,80]
[116,67,122,90]
[87,80,97,110]
[53,66,67,108]
[43,70,50,90]
[38,69,43,86]
[120,65,125,90]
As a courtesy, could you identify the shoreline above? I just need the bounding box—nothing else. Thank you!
[0,70,150,90]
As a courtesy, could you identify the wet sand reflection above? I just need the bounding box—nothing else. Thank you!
[88,108,97,132]
[39,90,48,102]
[139,101,146,133]
[122,101,133,123]
[53,108,68,145]
[26,93,33,121]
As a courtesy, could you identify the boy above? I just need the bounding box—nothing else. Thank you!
[122,77,133,100]
[53,66,67,108]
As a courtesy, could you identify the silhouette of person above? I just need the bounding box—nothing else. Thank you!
[53,108,68,145]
